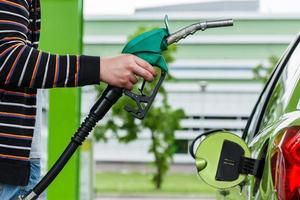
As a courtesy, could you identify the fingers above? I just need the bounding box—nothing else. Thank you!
[133,56,156,76]
[100,54,157,90]
[125,82,133,90]
[131,65,154,82]
[129,74,138,84]
[123,74,137,90]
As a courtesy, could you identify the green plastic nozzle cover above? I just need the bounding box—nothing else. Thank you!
[122,28,169,72]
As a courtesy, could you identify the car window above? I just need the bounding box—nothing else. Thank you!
[243,35,300,142]
[257,42,300,131]
[243,66,278,141]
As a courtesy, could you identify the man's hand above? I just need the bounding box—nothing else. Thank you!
[100,54,156,90]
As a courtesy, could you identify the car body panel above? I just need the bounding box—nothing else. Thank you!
[213,34,300,199]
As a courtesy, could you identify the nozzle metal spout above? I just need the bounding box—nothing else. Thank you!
[166,19,233,45]
[204,19,234,29]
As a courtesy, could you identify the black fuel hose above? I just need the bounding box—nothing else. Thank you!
[22,86,123,200]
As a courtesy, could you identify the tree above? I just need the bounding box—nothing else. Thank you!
[93,26,185,189]
[253,55,279,83]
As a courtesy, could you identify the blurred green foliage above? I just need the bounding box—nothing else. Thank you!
[94,26,185,189]
[253,55,279,83]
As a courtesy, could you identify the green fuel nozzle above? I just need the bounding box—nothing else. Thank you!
[123,15,234,119]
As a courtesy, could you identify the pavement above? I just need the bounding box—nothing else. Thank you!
[96,195,215,200]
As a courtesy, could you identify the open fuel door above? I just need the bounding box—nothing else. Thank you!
[190,130,263,189]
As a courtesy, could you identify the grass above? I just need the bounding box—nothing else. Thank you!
[96,172,217,196]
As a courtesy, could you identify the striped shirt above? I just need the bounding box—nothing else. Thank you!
[0,0,101,186]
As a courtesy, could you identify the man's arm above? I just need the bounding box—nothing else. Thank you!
[0,0,102,88]
[0,0,155,90]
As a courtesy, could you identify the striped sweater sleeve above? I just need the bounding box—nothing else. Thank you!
[0,0,101,89]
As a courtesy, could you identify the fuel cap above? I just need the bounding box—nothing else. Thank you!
[194,131,250,189]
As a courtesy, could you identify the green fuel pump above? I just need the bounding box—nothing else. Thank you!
[21,16,233,200]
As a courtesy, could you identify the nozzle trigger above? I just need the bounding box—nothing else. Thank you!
[124,72,167,119]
